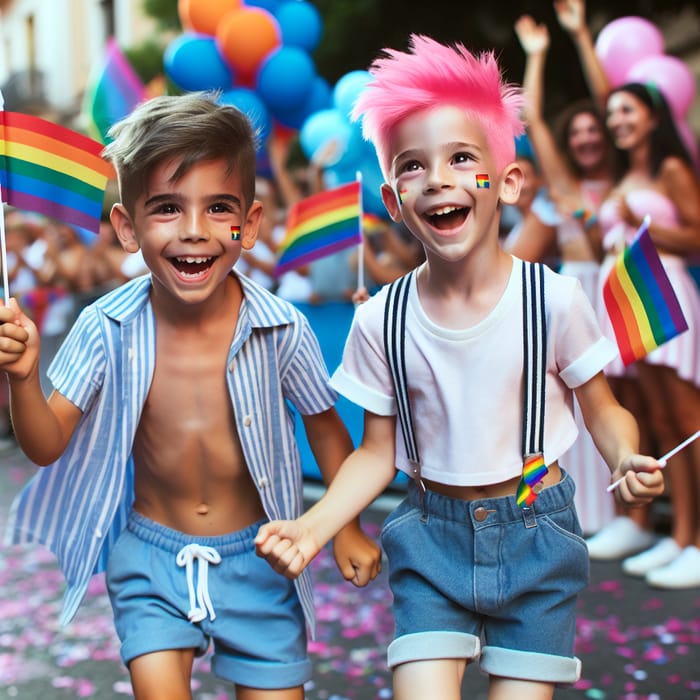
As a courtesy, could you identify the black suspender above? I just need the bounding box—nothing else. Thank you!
[383,261,548,507]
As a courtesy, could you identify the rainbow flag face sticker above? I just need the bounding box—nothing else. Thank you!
[398,187,408,204]
[230,225,241,241]
[475,174,490,189]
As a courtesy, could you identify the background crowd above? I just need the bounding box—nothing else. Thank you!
[1,0,699,590]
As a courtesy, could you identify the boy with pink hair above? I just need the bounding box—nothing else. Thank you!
[256,35,664,699]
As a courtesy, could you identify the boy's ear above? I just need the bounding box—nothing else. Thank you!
[381,183,403,223]
[110,203,140,254]
[498,162,524,206]
[241,200,263,250]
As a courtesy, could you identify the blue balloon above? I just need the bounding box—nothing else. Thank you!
[219,88,272,151]
[299,108,351,165]
[256,46,316,113]
[164,34,233,92]
[272,75,332,130]
[333,70,372,121]
[275,1,323,52]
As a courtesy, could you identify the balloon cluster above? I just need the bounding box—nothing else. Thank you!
[165,0,386,215]
[595,16,697,163]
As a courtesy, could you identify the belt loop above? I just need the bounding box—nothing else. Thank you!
[522,506,537,529]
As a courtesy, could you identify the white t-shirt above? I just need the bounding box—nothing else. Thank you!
[330,257,617,486]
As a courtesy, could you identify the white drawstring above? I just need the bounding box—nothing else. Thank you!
[176,543,222,623]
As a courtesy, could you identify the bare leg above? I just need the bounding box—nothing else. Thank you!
[237,685,305,700]
[129,648,195,700]
[488,676,555,700]
[393,659,467,700]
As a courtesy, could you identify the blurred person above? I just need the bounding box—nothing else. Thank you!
[514,12,617,535]
[565,0,700,586]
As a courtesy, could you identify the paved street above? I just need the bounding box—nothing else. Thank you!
[1,439,700,699]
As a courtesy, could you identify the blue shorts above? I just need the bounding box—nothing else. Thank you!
[106,511,312,689]
[381,471,588,684]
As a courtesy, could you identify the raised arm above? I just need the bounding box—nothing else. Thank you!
[514,15,581,203]
[554,0,610,113]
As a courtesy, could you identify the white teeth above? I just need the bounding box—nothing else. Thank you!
[175,256,212,264]
[429,206,460,216]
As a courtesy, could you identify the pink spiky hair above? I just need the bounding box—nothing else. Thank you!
[352,34,525,179]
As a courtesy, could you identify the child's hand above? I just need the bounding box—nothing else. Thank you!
[332,521,382,587]
[514,15,550,56]
[0,298,39,379]
[255,519,322,579]
[611,454,665,505]
[554,0,586,35]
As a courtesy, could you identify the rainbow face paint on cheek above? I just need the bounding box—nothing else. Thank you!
[231,225,241,241]
[475,174,490,189]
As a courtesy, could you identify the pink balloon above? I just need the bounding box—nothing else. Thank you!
[595,16,664,87]
[626,54,696,120]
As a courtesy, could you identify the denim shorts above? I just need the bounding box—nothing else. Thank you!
[381,471,588,684]
[106,511,311,689]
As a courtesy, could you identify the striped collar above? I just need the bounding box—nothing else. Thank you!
[96,271,297,328]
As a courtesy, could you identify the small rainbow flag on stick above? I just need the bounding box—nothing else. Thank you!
[603,215,688,366]
[1,110,113,234]
[275,181,362,276]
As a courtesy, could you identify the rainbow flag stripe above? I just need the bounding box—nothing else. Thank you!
[1,111,113,233]
[603,217,688,366]
[84,38,146,145]
[476,174,490,189]
[516,453,548,507]
[231,225,241,240]
[275,181,361,276]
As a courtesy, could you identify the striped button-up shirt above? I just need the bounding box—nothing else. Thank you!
[5,273,337,634]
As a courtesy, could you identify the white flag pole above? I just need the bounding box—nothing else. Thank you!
[0,89,10,305]
[355,170,364,291]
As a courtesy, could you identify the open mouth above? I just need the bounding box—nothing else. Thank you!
[170,256,216,278]
[424,205,470,230]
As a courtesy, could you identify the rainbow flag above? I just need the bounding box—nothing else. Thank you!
[0,110,113,234]
[275,181,362,276]
[603,216,688,366]
[83,38,146,144]
[476,173,490,189]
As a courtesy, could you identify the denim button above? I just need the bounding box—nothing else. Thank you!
[473,506,489,522]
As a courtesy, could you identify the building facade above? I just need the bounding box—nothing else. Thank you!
[0,0,155,116]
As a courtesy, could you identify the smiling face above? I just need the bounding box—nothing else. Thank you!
[110,157,261,311]
[381,105,521,264]
[606,90,657,152]
[567,111,607,173]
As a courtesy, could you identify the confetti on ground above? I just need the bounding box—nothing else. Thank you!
[1,444,699,699]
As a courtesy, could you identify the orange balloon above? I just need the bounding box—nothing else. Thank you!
[216,8,281,80]
[180,0,241,37]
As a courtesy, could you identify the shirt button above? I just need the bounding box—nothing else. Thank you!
[473,506,489,522]
[94,529,103,538]
[243,415,252,426]
[259,477,269,488]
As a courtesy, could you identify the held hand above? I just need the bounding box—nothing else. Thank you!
[514,15,550,55]
[611,455,665,506]
[554,0,586,35]
[0,298,40,379]
[332,521,382,587]
[254,519,322,579]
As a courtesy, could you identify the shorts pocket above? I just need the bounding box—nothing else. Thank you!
[380,499,423,545]
[540,507,588,554]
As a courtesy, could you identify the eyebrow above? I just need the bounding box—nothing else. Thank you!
[143,193,243,209]
[393,141,483,167]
